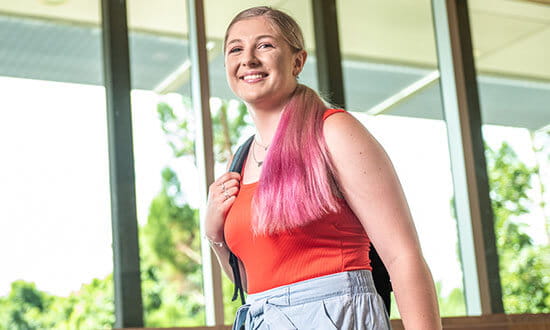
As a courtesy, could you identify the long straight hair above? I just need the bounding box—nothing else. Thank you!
[252,85,342,234]
[225,7,342,234]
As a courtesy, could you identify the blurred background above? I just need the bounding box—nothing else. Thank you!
[0,0,548,328]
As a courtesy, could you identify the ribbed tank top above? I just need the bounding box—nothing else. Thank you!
[224,109,372,294]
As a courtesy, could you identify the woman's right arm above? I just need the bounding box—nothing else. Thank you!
[204,171,246,287]
[206,239,247,289]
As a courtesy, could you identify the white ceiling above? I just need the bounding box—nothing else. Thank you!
[1,0,549,81]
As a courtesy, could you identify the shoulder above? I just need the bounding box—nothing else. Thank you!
[323,111,392,182]
[323,111,379,153]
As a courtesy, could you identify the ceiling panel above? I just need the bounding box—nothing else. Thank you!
[0,0,548,79]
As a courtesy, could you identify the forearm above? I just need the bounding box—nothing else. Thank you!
[208,241,235,281]
[207,238,248,291]
[387,254,442,330]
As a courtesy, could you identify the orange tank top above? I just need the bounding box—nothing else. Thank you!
[224,109,372,294]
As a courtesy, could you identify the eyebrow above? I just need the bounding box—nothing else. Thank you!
[226,34,277,47]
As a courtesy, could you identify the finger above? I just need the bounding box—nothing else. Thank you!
[217,190,232,204]
[221,186,240,199]
[222,178,240,189]
[222,172,241,182]
[225,186,239,196]
[216,175,241,191]
[226,171,242,176]
[221,194,236,205]
[210,173,239,191]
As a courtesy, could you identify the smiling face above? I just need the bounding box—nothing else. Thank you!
[224,16,306,110]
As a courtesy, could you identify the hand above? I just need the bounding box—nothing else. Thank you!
[204,172,241,241]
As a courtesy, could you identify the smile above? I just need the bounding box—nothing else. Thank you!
[240,73,269,82]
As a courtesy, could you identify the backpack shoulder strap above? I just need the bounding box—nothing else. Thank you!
[227,135,254,305]
[229,135,254,173]
[369,245,392,314]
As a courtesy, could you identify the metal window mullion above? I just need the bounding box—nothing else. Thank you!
[312,0,346,108]
[186,0,224,326]
[100,0,144,327]
[431,0,503,315]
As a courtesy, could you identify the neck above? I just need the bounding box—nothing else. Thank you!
[247,97,291,145]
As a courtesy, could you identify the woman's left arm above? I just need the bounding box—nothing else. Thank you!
[323,112,442,330]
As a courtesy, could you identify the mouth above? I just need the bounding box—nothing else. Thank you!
[240,72,269,82]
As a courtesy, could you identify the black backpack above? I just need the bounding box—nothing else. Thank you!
[227,135,392,314]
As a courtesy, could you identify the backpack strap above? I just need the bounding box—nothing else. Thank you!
[227,135,254,305]
[370,246,392,314]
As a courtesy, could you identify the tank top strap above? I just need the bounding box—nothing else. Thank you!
[323,108,346,121]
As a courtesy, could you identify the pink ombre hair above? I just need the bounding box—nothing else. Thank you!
[253,85,342,234]
[225,7,342,234]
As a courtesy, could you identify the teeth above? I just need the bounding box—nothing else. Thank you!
[243,74,264,80]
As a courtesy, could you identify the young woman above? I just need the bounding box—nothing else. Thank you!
[204,6,442,330]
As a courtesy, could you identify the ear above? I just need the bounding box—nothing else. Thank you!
[292,50,307,77]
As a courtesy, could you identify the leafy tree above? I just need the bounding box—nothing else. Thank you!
[157,99,249,162]
[0,278,114,330]
[486,142,550,313]
[0,96,250,329]
[139,96,250,326]
[441,139,549,316]
[139,167,205,326]
[0,281,51,330]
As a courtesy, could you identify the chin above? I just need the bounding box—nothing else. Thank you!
[239,92,271,105]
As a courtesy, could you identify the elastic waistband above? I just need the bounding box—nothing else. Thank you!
[246,270,377,309]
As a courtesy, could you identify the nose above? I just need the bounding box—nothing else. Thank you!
[242,48,260,67]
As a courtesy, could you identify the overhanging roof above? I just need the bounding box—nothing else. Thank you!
[1,11,548,131]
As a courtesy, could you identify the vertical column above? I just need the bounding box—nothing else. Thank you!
[311,0,346,108]
[186,0,224,325]
[100,0,144,327]
[431,0,503,315]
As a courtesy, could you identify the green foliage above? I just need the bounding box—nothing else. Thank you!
[136,97,249,326]
[0,281,51,330]
[486,142,550,313]
[211,100,249,162]
[0,278,114,330]
[144,167,201,275]
[222,273,243,324]
[441,140,549,316]
[157,98,250,162]
[139,167,205,326]
[436,284,466,317]
[157,102,195,158]
[0,96,250,328]
[136,96,249,326]
[389,282,466,320]
[2,100,547,326]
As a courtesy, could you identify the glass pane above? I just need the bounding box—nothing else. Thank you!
[126,0,207,326]
[337,0,466,317]
[0,3,115,329]
[204,0,319,323]
[468,0,550,314]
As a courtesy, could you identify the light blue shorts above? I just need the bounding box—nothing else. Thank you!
[233,270,391,330]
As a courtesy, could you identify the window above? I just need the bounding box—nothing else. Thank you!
[0,4,115,328]
[337,0,466,317]
[469,0,550,314]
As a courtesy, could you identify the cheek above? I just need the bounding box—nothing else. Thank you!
[224,61,237,82]
[278,61,295,80]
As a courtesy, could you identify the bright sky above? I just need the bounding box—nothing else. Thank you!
[0,76,547,298]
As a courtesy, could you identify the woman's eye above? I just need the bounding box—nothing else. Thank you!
[259,43,274,49]
[229,47,242,54]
